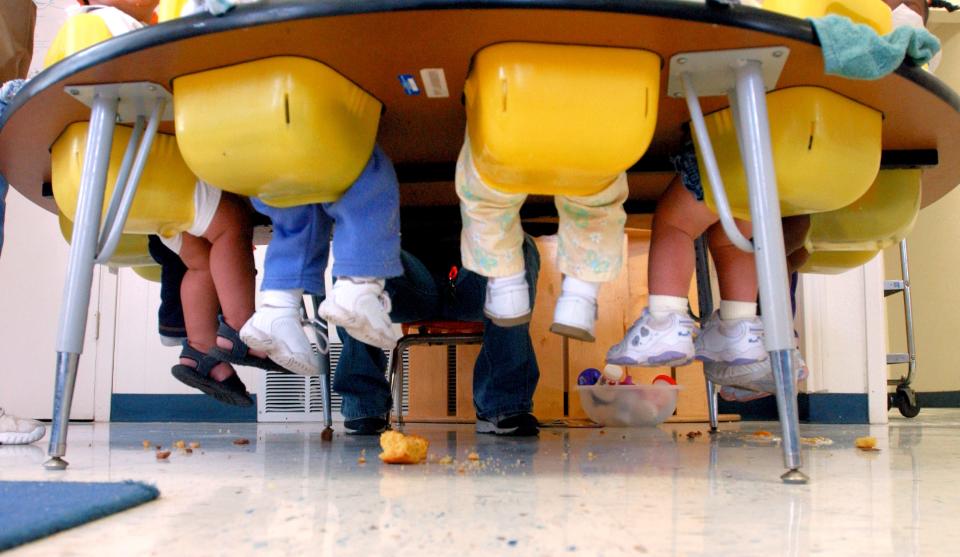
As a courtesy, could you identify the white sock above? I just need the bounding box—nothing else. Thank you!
[561,275,600,300]
[649,295,688,318]
[261,289,304,309]
[489,271,527,289]
[719,300,757,321]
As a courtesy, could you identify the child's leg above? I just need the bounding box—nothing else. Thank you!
[648,177,721,298]
[199,192,257,336]
[550,172,628,342]
[707,220,757,303]
[606,176,713,367]
[240,201,332,376]
[695,222,766,365]
[318,144,403,350]
[177,232,235,383]
[455,141,531,326]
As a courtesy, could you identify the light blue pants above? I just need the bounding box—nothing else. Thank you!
[252,144,403,295]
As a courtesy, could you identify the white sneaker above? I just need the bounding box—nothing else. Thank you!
[695,312,767,365]
[606,309,696,367]
[318,278,398,351]
[483,274,531,327]
[0,408,46,445]
[550,293,598,342]
[712,351,809,402]
[240,305,319,376]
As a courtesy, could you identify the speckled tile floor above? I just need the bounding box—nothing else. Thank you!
[1,410,959,556]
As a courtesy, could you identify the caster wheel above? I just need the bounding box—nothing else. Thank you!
[896,387,921,418]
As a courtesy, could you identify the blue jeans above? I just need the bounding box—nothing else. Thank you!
[334,235,541,420]
[251,144,403,295]
[0,174,7,257]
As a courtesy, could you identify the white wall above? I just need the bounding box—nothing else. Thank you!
[798,257,889,424]
[881,17,960,395]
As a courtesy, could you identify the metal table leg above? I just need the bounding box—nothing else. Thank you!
[731,60,806,484]
[694,235,719,432]
[308,295,334,441]
[45,94,119,470]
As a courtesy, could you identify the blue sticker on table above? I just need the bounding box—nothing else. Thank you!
[398,74,421,96]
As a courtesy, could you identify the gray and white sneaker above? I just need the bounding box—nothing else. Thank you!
[0,408,46,445]
[606,309,697,367]
[695,311,767,365]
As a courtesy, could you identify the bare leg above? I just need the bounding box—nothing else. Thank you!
[201,193,257,332]
[707,220,757,302]
[648,177,722,296]
[178,232,237,383]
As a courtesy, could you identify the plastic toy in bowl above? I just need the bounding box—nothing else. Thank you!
[577,368,602,385]
[578,377,682,427]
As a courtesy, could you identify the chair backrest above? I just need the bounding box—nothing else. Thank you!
[806,169,922,253]
[51,122,197,238]
[800,249,880,274]
[696,87,882,219]
[173,56,382,208]
[464,42,661,196]
[762,0,893,34]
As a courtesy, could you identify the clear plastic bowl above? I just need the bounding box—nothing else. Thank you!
[577,384,682,427]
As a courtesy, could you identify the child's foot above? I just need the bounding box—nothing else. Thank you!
[240,306,319,376]
[318,277,398,351]
[0,407,46,445]
[695,312,767,365]
[606,309,696,367]
[170,343,253,407]
[712,352,809,402]
[550,276,600,342]
[483,272,531,327]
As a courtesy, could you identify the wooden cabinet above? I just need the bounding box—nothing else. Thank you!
[405,228,712,422]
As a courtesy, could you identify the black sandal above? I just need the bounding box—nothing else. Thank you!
[171,343,254,407]
[209,317,288,372]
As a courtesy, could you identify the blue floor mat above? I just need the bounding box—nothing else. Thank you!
[0,481,159,551]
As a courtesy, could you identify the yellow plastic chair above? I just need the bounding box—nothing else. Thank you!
[464,42,661,195]
[57,212,156,267]
[173,56,382,207]
[47,11,197,240]
[59,213,162,281]
[156,0,190,22]
[800,249,880,274]
[52,122,197,238]
[43,12,114,68]
[763,0,893,34]
[695,87,882,219]
[806,169,921,253]
[132,265,163,282]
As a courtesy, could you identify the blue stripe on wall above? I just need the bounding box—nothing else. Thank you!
[718,393,870,424]
[917,391,960,408]
[111,394,256,422]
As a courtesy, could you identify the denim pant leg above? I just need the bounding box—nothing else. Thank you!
[323,144,403,279]
[252,199,331,296]
[335,250,441,419]
[446,235,541,419]
[147,235,187,339]
[0,173,7,257]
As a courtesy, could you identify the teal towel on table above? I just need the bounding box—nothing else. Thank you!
[809,15,940,80]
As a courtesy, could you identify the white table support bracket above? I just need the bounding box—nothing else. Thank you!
[669,47,808,484]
